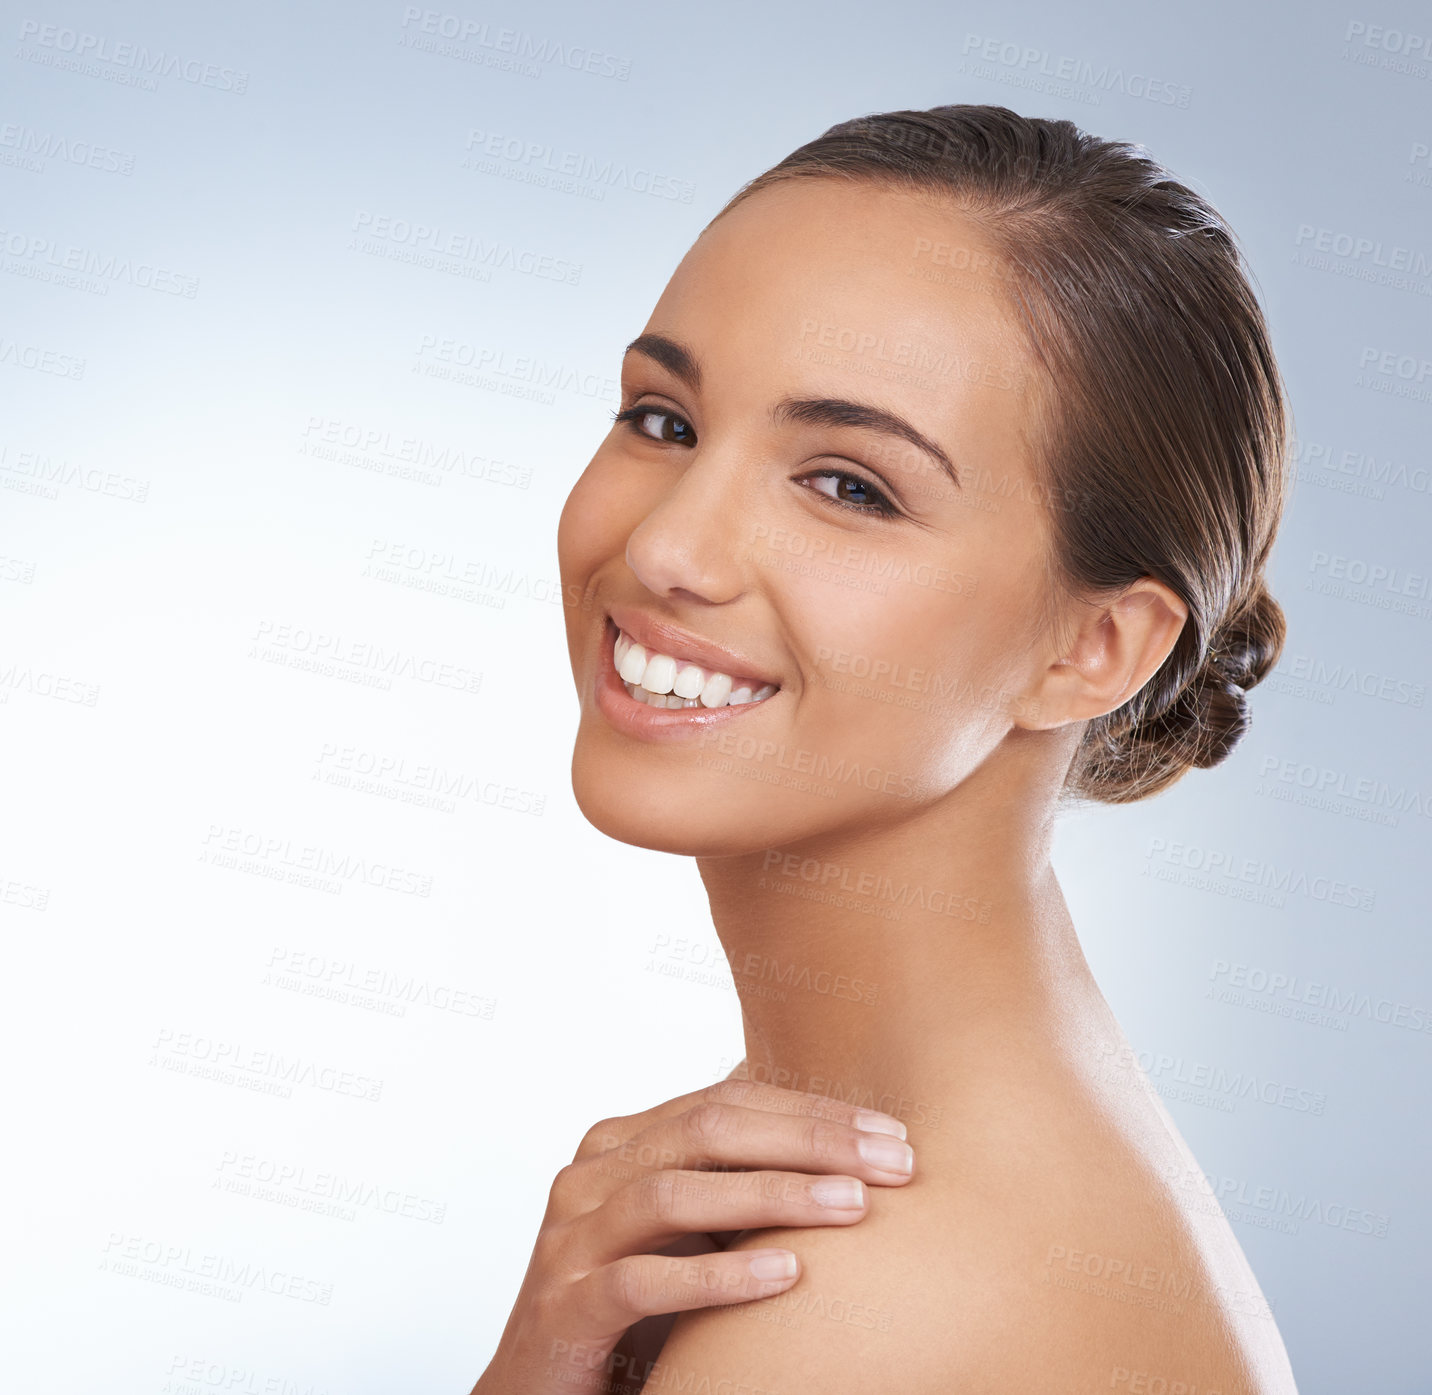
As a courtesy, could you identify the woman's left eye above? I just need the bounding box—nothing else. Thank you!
[798,470,899,518]
[610,404,695,446]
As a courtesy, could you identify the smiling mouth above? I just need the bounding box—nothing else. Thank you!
[612,624,780,710]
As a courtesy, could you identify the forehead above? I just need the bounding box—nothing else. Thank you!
[633,178,1038,481]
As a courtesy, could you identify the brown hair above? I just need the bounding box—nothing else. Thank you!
[704,104,1292,805]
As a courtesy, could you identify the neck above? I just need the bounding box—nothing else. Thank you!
[695,738,1104,1123]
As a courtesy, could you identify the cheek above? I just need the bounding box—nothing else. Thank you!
[795,573,1031,782]
[558,455,620,576]
[790,582,961,748]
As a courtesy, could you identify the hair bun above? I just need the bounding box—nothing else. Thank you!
[1179,580,1285,766]
[1186,647,1252,767]
[1070,581,1286,804]
[1206,581,1285,697]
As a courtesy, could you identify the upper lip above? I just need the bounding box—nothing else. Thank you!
[606,604,782,688]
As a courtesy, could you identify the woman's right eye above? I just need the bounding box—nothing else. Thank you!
[610,404,696,446]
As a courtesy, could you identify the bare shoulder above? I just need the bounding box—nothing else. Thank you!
[643,1080,1299,1395]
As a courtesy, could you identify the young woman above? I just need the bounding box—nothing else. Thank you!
[474,105,1298,1394]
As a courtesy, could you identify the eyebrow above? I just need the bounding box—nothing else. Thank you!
[623,332,961,489]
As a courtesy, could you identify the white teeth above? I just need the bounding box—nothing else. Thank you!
[699,671,732,708]
[611,626,779,710]
[641,653,677,694]
[620,683,704,708]
[673,664,705,699]
[617,641,648,686]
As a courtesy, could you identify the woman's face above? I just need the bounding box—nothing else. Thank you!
[557,177,1069,856]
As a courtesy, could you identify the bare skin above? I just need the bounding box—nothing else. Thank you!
[481,177,1302,1393]
[470,1064,918,1394]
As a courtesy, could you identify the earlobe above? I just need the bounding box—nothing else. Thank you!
[1015,579,1189,733]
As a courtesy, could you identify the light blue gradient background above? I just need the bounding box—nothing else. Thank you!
[2,1,1427,1390]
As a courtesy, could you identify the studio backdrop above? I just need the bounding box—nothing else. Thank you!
[1,0,1427,1391]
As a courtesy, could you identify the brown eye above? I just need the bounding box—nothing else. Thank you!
[611,405,695,446]
[799,469,899,518]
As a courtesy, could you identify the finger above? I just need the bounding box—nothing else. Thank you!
[701,1077,910,1136]
[577,1167,869,1266]
[576,1076,908,1162]
[603,1100,915,1188]
[576,1247,801,1336]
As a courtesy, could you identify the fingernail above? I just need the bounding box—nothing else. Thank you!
[853,1110,907,1139]
[748,1249,798,1281]
[857,1133,914,1175]
[810,1177,866,1210]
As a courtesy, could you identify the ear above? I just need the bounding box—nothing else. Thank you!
[1015,577,1190,732]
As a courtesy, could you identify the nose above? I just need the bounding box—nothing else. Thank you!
[624,452,752,606]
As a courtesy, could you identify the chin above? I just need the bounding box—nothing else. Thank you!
[568,736,795,858]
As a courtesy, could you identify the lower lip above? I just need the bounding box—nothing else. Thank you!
[593,617,780,743]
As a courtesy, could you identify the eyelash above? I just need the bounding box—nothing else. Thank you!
[608,404,900,519]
